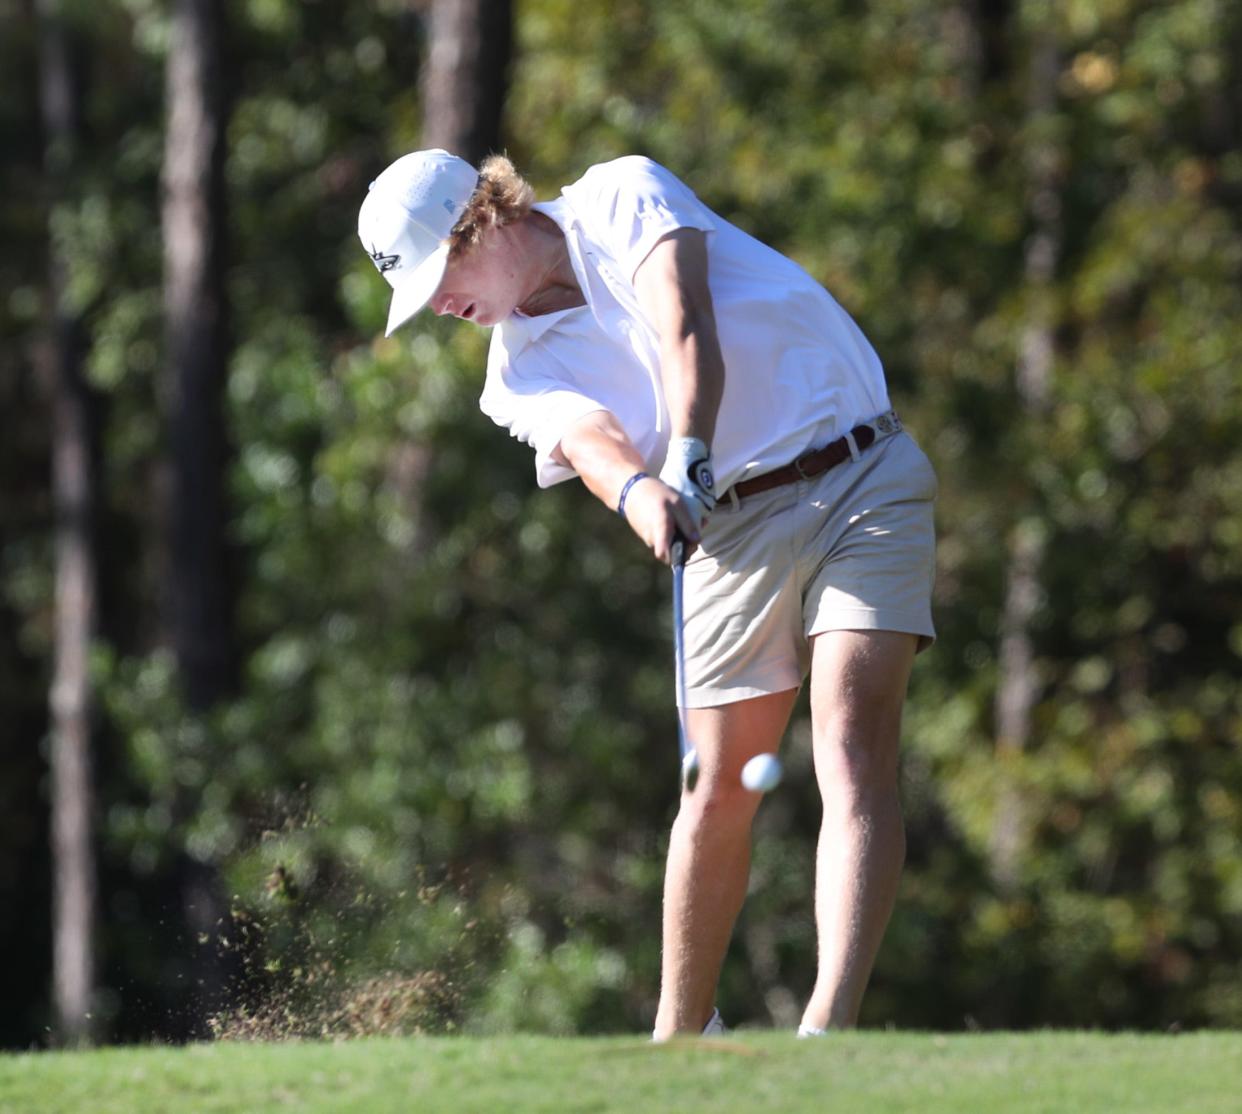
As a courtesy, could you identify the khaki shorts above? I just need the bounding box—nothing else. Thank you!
[681,431,937,708]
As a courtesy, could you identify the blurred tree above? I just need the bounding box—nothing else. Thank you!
[991,14,1061,892]
[36,0,100,1049]
[376,0,516,563]
[160,0,234,1034]
[421,0,514,164]
[161,0,234,710]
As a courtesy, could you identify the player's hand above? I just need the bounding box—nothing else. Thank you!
[622,477,701,565]
[658,437,717,533]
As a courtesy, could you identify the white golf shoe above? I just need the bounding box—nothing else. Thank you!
[651,1007,727,1041]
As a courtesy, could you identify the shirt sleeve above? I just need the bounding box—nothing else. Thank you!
[571,156,716,282]
[479,337,607,488]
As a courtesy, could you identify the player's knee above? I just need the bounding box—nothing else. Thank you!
[812,718,901,796]
[678,774,755,829]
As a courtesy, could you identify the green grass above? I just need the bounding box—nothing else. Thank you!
[3,1031,1240,1113]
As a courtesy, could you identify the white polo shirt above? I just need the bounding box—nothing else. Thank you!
[478,156,891,491]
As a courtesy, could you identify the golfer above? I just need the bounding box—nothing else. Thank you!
[358,149,936,1038]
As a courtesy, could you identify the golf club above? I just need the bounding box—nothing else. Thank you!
[670,536,699,793]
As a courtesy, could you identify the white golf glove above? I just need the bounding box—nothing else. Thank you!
[659,436,717,531]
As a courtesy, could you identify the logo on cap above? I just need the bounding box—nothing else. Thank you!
[369,244,400,273]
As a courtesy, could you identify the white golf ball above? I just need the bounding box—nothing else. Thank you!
[741,753,783,792]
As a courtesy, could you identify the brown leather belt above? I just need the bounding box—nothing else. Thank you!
[728,412,900,503]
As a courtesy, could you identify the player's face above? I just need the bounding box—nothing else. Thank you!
[428,225,527,327]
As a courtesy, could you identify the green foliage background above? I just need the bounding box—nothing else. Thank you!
[2,0,1241,1044]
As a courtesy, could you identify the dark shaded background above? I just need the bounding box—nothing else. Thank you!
[3,0,1241,1048]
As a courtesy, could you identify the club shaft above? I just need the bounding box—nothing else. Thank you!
[671,541,690,762]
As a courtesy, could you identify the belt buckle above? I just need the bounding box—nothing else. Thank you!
[793,452,815,481]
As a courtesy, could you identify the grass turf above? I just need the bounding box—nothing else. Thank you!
[2,1031,1239,1113]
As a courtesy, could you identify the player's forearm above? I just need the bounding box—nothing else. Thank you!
[555,410,650,512]
[557,409,702,561]
[636,229,725,448]
[659,307,725,446]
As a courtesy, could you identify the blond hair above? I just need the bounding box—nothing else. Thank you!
[448,153,535,257]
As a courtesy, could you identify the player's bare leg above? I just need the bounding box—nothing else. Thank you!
[800,629,917,1032]
[653,688,798,1039]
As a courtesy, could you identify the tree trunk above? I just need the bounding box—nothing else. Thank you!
[990,28,1060,891]
[162,0,234,712]
[377,0,515,557]
[161,0,233,1034]
[37,0,99,1048]
[419,0,513,164]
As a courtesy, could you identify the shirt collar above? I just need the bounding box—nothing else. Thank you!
[500,198,587,348]
[505,302,583,347]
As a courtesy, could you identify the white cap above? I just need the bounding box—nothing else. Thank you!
[357,149,479,336]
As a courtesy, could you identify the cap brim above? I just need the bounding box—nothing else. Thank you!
[384,242,451,337]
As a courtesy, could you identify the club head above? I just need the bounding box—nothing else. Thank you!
[682,748,700,793]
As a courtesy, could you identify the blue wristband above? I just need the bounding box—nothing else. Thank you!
[616,471,649,520]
